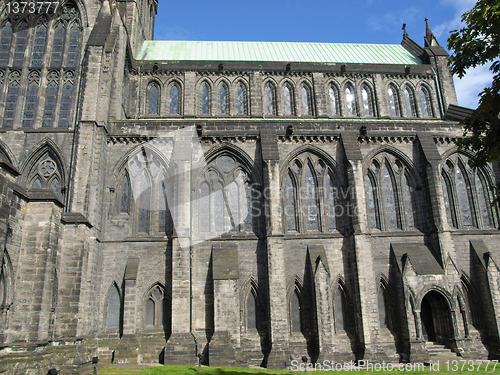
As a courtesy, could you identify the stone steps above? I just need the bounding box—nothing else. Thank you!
[425,342,459,359]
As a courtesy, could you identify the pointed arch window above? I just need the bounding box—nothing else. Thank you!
[328,85,338,115]
[302,85,311,115]
[441,155,496,229]
[247,291,257,331]
[148,83,159,115]
[0,22,12,66]
[43,78,59,127]
[31,23,47,67]
[237,83,245,114]
[404,87,416,117]
[137,175,150,233]
[284,85,292,115]
[365,154,421,231]
[285,153,341,233]
[51,23,65,68]
[23,78,40,127]
[388,85,400,116]
[13,22,28,67]
[66,23,80,68]
[144,285,167,328]
[197,155,259,235]
[201,83,209,114]
[345,84,356,115]
[3,75,20,128]
[265,83,275,115]
[220,85,227,114]
[170,84,179,114]
[378,287,389,329]
[0,250,14,309]
[106,284,121,330]
[420,87,432,117]
[361,84,374,116]
[26,153,64,200]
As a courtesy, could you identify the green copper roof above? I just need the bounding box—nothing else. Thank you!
[136,41,421,65]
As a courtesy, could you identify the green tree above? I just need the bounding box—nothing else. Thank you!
[448,0,500,203]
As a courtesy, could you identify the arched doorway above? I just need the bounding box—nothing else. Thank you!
[420,291,454,344]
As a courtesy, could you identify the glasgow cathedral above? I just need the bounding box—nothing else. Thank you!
[0,0,499,373]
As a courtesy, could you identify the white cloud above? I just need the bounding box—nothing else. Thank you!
[433,0,475,40]
[454,65,493,109]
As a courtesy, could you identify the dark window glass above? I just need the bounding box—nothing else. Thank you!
[291,291,301,332]
[456,164,473,226]
[378,288,388,328]
[50,178,60,198]
[326,174,336,230]
[43,81,58,127]
[247,292,257,330]
[403,174,414,228]
[304,164,318,230]
[120,174,130,213]
[475,173,491,227]
[335,289,345,332]
[329,86,337,115]
[32,177,42,189]
[13,23,28,67]
[145,299,155,326]
[244,181,253,231]
[31,24,47,67]
[0,23,12,66]
[365,174,377,229]
[285,173,297,231]
[302,86,309,115]
[51,23,65,68]
[107,286,120,329]
[382,164,397,229]
[284,86,291,115]
[3,80,19,128]
[214,182,224,231]
[138,176,149,233]
[441,173,455,227]
[66,24,80,68]
[22,81,39,127]
[149,85,159,114]
[58,82,73,127]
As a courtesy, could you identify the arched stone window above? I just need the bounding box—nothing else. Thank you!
[237,82,246,114]
[106,284,121,330]
[42,72,59,127]
[265,82,275,115]
[361,84,374,116]
[25,146,64,199]
[345,83,356,116]
[441,154,496,229]
[50,23,65,68]
[404,86,417,117]
[170,84,180,114]
[119,172,131,214]
[284,152,342,233]
[220,84,227,114]
[201,82,209,114]
[31,21,47,68]
[301,84,312,115]
[0,22,13,66]
[197,153,259,234]
[328,84,339,115]
[3,71,20,128]
[12,21,28,67]
[388,84,400,117]
[284,84,293,115]
[144,284,168,329]
[22,72,40,127]
[365,152,421,231]
[334,287,346,333]
[148,82,160,115]
[420,86,433,117]
[378,286,389,329]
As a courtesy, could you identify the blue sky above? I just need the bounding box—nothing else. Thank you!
[153,0,491,109]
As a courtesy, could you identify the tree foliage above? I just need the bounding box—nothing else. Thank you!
[448,0,500,202]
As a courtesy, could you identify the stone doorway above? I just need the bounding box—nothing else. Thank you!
[420,291,454,344]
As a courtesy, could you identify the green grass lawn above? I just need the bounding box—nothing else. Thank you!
[97,362,500,375]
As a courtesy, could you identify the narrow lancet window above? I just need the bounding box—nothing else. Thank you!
[201,84,209,114]
[362,87,370,115]
[304,165,318,231]
[220,85,227,114]
[420,88,430,117]
[456,164,472,226]
[200,183,210,232]
[266,84,274,114]
[0,23,12,66]
[302,86,309,115]
[149,85,159,115]
[291,291,301,332]
[284,86,292,115]
[326,174,336,230]
[23,81,39,127]
[59,82,73,127]
[382,164,397,229]
[475,174,491,227]
[214,182,224,231]
[335,289,345,332]
[43,81,58,127]
[403,174,414,228]
[247,292,257,331]
[365,174,377,229]
[107,285,120,329]
[31,24,47,67]
[285,173,297,231]
[66,24,80,68]
[441,173,455,227]
[170,85,179,114]
[13,23,28,67]
[388,88,397,116]
[346,86,355,115]
[51,23,65,68]
[3,80,19,128]
[329,86,337,115]
[237,84,245,114]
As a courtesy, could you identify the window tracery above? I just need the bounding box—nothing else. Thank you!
[144,285,168,328]
[404,86,416,117]
[197,154,258,234]
[265,83,275,115]
[388,84,400,117]
[3,71,20,128]
[237,82,246,114]
[31,21,47,68]
[365,152,421,231]
[26,151,64,199]
[22,71,40,127]
[345,83,356,116]
[420,86,433,117]
[328,84,339,116]
[284,84,293,115]
[441,154,496,229]
[284,152,342,233]
[170,84,180,114]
